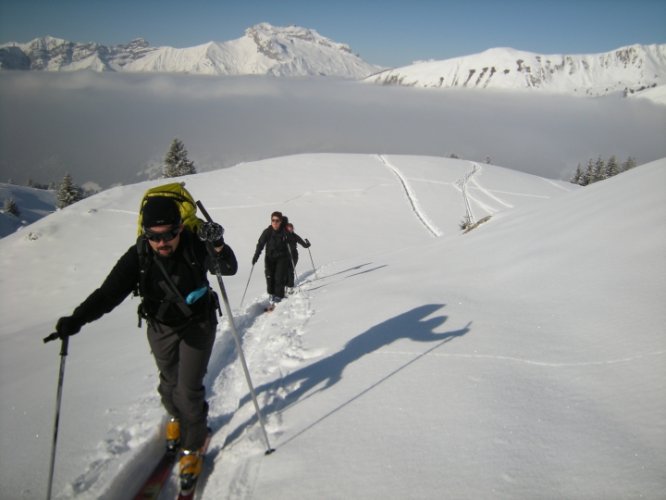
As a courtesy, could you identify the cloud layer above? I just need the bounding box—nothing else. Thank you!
[1,72,665,187]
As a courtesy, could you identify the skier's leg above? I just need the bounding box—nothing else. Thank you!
[264,258,276,297]
[147,322,181,418]
[173,319,216,450]
[273,257,290,300]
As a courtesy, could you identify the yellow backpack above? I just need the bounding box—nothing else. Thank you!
[137,182,203,235]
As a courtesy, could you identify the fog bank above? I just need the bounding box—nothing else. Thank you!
[1,72,665,187]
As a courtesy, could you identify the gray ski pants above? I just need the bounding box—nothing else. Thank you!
[147,317,216,450]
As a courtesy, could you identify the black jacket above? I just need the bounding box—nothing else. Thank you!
[70,230,237,328]
[253,226,289,262]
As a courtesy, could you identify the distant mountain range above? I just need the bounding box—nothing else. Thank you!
[2,24,665,102]
[0,23,382,78]
[366,44,666,99]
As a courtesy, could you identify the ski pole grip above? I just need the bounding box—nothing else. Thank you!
[43,332,60,344]
[195,201,214,223]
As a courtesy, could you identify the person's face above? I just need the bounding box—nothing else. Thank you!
[271,216,281,229]
[144,224,182,257]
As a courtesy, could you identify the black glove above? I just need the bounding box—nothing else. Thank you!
[198,222,225,246]
[55,316,82,338]
[304,238,311,248]
[252,255,259,265]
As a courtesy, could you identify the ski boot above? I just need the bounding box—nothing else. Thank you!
[179,449,203,493]
[166,417,180,454]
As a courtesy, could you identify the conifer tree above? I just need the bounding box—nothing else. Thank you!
[593,156,606,182]
[163,138,196,178]
[3,197,20,216]
[56,173,82,209]
[622,156,637,171]
[570,163,583,185]
[605,155,619,178]
[582,159,595,186]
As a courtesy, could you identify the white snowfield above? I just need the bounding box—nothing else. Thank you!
[0,154,664,499]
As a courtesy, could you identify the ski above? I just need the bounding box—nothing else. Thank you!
[133,450,178,500]
[177,430,213,500]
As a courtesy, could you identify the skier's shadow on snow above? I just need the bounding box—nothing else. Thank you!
[226,303,470,448]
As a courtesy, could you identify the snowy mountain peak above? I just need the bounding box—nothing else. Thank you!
[31,35,69,49]
[366,44,666,99]
[0,24,381,78]
[246,22,352,59]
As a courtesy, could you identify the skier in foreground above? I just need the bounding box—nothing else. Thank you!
[51,196,237,487]
[252,211,290,310]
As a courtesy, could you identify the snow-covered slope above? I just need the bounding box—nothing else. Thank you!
[0,24,381,78]
[1,154,664,499]
[366,44,666,102]
[0,183,56,237]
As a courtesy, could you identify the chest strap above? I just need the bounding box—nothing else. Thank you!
[152,255,193,319]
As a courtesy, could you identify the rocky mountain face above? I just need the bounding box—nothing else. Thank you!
[0,36,155,71]
[365,44,666,98]
[0,23,381,78]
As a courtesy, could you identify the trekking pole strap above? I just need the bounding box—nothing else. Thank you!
[43,332,60,344]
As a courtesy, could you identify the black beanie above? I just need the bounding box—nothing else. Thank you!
[142,197,181,228]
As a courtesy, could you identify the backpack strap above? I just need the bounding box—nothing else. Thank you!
[134,236,149,298]
[135,236,149,326]
[152,256,194,319]
[134,232,213,326]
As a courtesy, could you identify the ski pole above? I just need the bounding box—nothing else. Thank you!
[196,201,275,455]
[42,333,70,500]
[239,264,254,310]
[306,243,318,279]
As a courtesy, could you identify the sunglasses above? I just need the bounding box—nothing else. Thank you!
[144,226,180,243]
[271,218,281,223]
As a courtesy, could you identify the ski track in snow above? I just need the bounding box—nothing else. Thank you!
[71,282,317,498]
[454,163,479,222]
[454,162,533,220]
[195,284,317,498]
[542,177,575,191]
[375,154,442,237]
[469,175,514,209]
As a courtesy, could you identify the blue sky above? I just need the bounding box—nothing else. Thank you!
[1,0,665,67]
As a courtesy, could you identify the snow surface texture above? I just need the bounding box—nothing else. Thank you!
[0,154,664,499]
[0,182,56,237]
